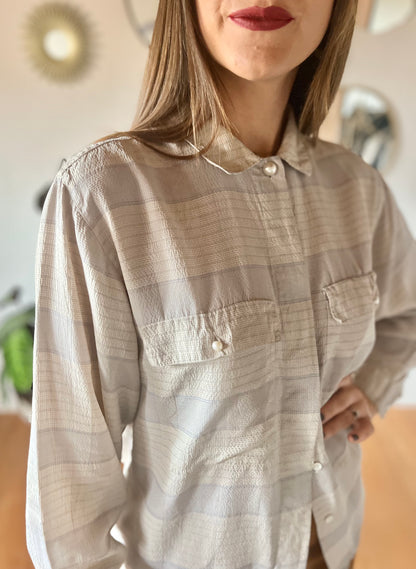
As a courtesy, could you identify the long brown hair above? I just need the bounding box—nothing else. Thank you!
[95,0,358,156]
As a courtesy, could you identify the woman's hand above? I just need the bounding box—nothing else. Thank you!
[320,373,378,443]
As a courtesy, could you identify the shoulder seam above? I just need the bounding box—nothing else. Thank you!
[60,135,137,175]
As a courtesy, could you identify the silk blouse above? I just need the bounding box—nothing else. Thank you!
[26,110,416,569]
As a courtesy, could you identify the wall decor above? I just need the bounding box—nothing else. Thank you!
[320,86,396,173]
[357,0,415,34]
[340,86,395,171]
[123,0,158,46]
[22,2,96,83]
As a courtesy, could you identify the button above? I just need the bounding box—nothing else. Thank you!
[262,160,277,176]
[312,461,323,472]
[212,339,224,352]
[374,292,380,305]
[324,514,334,524]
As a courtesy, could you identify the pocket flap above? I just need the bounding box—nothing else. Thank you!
[322,270,380,324]
[139,299,281,367]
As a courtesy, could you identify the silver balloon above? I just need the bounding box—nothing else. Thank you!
[357,0,415,34]
[341,87,395,170]
[320,87,396,173]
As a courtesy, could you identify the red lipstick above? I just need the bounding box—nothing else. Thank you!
[229,5,294,31]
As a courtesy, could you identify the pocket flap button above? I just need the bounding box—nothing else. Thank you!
[212,339,224,352]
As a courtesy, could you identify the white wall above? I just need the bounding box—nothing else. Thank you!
[1,2,415,405]
[1,1,148,305]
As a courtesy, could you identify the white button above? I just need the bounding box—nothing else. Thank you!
[262,161,277,176]
[324,514,334,524]
[212,340,224,352]
[312,461,323,472]
[374,293,380,305]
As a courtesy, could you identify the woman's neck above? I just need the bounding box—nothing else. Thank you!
[218,67,298,157]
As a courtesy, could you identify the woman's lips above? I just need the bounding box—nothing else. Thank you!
[229,5,294,31]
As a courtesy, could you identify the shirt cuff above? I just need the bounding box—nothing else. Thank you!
[352,358,408,419]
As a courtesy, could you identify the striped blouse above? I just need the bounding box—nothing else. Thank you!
[26,110,416,569]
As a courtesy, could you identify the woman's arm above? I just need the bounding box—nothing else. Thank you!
[26,170,141,569]
[320,175,416,441]
[352,175,416,419]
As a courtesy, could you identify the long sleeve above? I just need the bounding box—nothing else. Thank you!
[353,175,416,418]
[26,170,141,569]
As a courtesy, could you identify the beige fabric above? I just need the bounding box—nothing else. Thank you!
[26,110,416,569]
[306,514,355,569]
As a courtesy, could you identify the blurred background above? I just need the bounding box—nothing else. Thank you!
[0,1,415,568]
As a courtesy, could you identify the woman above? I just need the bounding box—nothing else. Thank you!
[26,1,416,569]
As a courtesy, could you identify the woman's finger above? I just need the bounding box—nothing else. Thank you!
[347,416,375,443]
[321,384,360,425]
[322,399,368,440]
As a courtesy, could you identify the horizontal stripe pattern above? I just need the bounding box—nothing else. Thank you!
[26,110,416,569]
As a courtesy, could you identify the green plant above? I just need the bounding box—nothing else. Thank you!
[0,288,34,402]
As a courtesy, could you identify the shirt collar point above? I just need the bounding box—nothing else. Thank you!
[177,109,314,177]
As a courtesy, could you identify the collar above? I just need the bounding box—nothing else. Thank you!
[181,107,313,176]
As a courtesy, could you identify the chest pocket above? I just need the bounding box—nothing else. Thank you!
[321,270,380,364]
[139,299,281,367]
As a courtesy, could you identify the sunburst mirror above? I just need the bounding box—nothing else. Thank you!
[22,2,96,83]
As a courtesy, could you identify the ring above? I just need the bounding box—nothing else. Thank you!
[351,409,359,419]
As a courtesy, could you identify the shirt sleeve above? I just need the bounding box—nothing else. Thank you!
[26,170,141,568]
[353,175,416,418]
